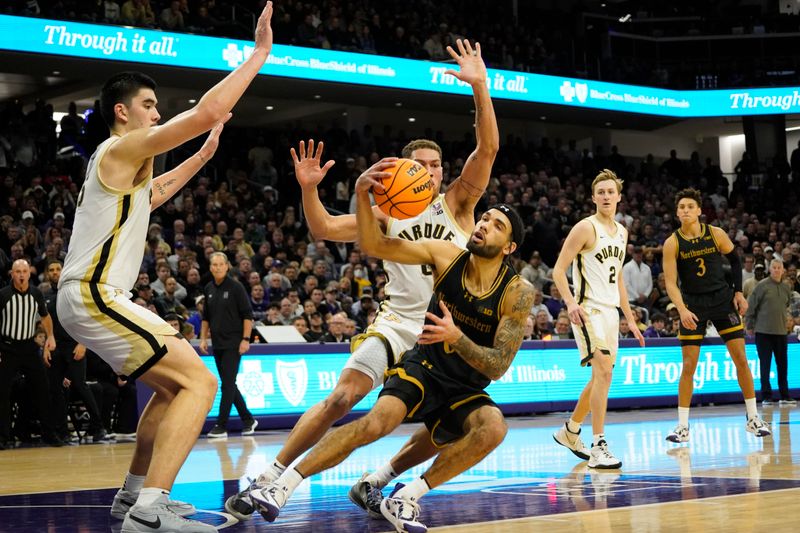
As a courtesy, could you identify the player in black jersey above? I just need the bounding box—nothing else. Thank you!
[662,188,770,443]
[249,172,534,533]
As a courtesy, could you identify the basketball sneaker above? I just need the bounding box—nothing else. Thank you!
[381,483,427,533]
[250,482,288,522]
[348,472,384,518]
[111,489,196,520]
[666,424,690,443]
[588,440,622,469]
[207,426,227,439]
[553,423,590,460]
[120,493,214,532]
[745,415,771,437]
[223,478,265,522]
[779,398,797,407]
[241,419,258,436]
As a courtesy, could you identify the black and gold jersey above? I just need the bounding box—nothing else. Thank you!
[413,250,518,390]
[674,224,729,295]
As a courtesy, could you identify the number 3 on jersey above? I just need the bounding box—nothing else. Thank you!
[695,257,706,277]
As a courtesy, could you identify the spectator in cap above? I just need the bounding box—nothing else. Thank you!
[305,311,325,341]
[353,288,376,330]
[520,250,552,291]
[743,263,767,299]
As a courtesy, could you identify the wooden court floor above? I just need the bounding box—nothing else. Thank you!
[0,404,798,532]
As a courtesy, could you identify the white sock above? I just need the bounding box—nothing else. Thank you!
[135,487,169,508]
[365,463,398,489]
[394,476,430,502]
[122,472,146,494]
[566,418,581,434]
[258,460,287,484]
[678,407,690,427]
[277,468,305,500]
[744,397,758,418]
[592,433,605,446]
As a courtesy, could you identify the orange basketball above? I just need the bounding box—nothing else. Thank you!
[373,158,435,219]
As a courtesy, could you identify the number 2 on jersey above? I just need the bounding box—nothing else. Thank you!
[608,265,617,284]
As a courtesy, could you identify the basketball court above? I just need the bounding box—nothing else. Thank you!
[1,404,797,532]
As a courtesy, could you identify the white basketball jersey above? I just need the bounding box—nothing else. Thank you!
[60,137,153,291]
[382,194,470,321]
[572,215,626,308]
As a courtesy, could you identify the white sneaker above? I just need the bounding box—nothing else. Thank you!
[110,489,196,520]
[588,441,622,469]
[120,493,214,532]
[553,423,590,460]
[223,478,264,522]
[745,415,771,437]
[250,482,288,523]
[666,424,690,443]
[380,483,427,533]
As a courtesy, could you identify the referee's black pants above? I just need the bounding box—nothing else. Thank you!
[755,332,790,401]
[212,346,253,428]
[48,341,104,437]
[0,339,56,444]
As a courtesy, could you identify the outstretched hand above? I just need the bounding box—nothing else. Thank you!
[254,1,274,52]
[444,39,487,87]
[291,139,337,189]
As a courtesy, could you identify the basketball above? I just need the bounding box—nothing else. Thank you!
[372,158,435,219]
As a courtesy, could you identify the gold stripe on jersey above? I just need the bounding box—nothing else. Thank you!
[433,250,468,292]
[83,193,131,283]
[708,225,721,251]
[462,263,509,300]
[718,324,743,335]
[576,255,587,304]
[450,393,490,411]
[384,367,425,417]
[677,224,704,242]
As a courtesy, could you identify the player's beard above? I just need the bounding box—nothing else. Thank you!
[467,239,502,259]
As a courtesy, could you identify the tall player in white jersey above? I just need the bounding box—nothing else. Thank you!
[57,4,275,532]
[224,38,499,521]
[551,170,645,469]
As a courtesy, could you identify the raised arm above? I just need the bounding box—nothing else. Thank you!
[151,118,227,210]
[552,219,593,325]
[112,3,273,165]
[355,167,460,271]
[443,40,499,218]
[291,139,389,241]
[420,278,534,380]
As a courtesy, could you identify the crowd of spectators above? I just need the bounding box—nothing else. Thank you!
[5,0,800,89]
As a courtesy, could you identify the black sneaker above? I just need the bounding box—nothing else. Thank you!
[241,419,258,436]
[92,428,110,442]
[348,473,384,518]
[208,426,228,439]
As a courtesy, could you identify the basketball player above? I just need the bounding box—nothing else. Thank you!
[224,38,499,520]
[248,176,533,532]
[551,170,645,469]
[662,188,770,443]
[56,4,274,532]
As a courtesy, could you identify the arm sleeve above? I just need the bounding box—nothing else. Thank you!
[726,251,743,292]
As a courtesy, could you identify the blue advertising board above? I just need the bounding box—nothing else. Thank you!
[197,339,800,423]
[2,14,800,117]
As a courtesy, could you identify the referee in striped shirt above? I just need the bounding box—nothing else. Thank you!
[0,259,61,449]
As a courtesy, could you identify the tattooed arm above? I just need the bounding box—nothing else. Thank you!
[420,278,534,380]
[150,121,225,211]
